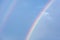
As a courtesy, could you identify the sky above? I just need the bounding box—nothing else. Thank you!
[0,0,60,40]
[0,0,49,40]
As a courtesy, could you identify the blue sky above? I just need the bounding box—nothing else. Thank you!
[1,0,60,40]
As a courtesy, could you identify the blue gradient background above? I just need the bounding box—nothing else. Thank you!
[0,0,60,40]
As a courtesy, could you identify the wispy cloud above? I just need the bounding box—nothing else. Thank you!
[43,12,53,21]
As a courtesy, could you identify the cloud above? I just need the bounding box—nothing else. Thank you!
[43,12,53,21]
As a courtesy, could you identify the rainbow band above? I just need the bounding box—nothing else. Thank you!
[26,0,54,40]
[0,0,16,32]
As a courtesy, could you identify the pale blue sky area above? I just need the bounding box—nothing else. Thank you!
[0,0,58,40]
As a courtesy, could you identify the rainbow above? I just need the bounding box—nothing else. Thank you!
[26,0,54,40]
[0,0,17,32]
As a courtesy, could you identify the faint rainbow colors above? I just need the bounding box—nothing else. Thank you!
[0,0,16,32]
